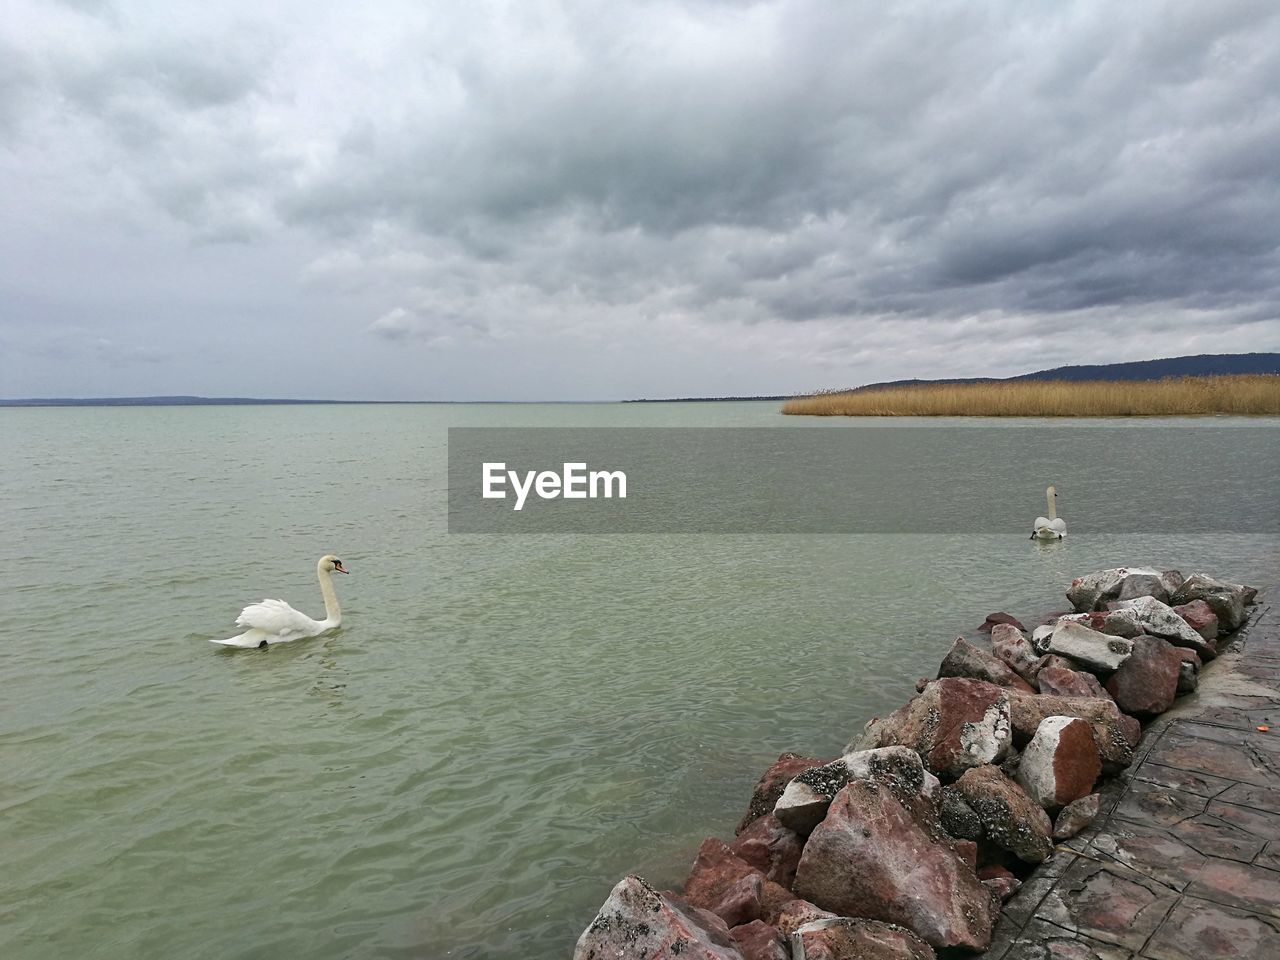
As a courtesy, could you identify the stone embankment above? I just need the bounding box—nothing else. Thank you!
[572,569,1266,960]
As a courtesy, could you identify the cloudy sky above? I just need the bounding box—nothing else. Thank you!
[2,1,1278,400]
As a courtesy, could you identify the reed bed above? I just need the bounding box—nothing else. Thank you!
[781,375,1280,417]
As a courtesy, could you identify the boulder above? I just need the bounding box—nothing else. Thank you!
[774,746,928,834]
[573,875,744,960]
[1067,567,1183,611]
[979,612,1026,633]
[1004,689,1137,772]
[1030,623,1055,651]
[1171,599,1219,642]
[683,839,794,926]
[1053,793,1101,840]
[1178,660,1198,694]
[1105,635,1182,718]
[793,782,997,952]
[982,874,1021,902]
[790,917,936,960]
[938,786,984,841]
[729,815,804,888]
[1171,574,1249,632]
[850,678,1011,780]
[936,636,1036,692]
[1043,621,1134,674]
[1015,716,1101,810]
[730,920,788,960]
[1108,595,1217,659]
[1035,662,1110,699]
[952,765,1054,863]
[737,753,826,834]
[1055,609,1145,639]
[990,623,1042,682]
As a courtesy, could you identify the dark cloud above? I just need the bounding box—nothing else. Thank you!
[1,0,1278,400]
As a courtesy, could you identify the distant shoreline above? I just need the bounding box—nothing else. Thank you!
[0,396,788,407]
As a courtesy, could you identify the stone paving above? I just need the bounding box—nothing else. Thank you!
[982,589,1280,960]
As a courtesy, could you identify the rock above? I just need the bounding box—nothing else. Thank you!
[793,782,998,952]
[952,765,1054,863]
[790,917,937,960]
[1015,716,1101,810]
[573,875,743,960]
[936,637,1036,692]
[1067,567,1182,611]
[982,874,1021,902]
[1053,793,1101,839]
[774,746,928,834]
[1044,620,1134,673]
[774,899,838,937]
[977,864,1017,883]
[730,920,788,960]
[954,839,978,869]
[1004,689,1137,771]
[1031,623,1055,651]
[1035,663,1110,699]
[1171,573,1250,632]
[1105,635,1182,718]
[938,786,984,841]
[1056,608,1146,639]
[990,623,1042,682]
[1172,599,1220,642]
[850,678,1011,780]
[1108,595,1217,660]
[1178,660,1199,694]
[1243,585,1258,605]
[979,612,1026,633]
[729,815,804,888]
[737,753,826,834]
[683,839,794,926]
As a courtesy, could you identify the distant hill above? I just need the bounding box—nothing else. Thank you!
[846,352,1280,393]
[0,396,344,407]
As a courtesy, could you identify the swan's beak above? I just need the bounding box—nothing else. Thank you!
[335,562,349,574]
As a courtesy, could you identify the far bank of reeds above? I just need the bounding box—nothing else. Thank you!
[781,375,1280,417]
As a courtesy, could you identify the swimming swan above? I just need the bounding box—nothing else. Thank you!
[211,555,349,648]
[1031,486,1066,540]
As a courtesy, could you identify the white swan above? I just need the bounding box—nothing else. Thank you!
[211,555,349,648]
[1031,485,1066,540]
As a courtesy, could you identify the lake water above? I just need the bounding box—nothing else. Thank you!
[3,403,1277,960]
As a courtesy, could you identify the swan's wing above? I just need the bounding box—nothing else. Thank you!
[1033,516,1052,529]
[235,598,316,635]
[1050,518,1067,533]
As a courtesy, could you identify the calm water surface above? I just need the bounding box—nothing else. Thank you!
[2,403,1277,959]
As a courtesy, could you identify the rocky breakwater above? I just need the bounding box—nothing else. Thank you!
[571,568,1257,960]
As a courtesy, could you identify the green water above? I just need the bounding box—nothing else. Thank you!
[2,403,1276,959]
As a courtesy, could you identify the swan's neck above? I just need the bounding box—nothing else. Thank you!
[317,567,341,626]
[1046,488,1057,522]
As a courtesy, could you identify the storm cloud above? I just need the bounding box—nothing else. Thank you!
[2,0,1278,399]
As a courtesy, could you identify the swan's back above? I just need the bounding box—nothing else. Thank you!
[236,598,317,635]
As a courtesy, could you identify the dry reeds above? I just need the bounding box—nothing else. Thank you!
[781,375,1280,417]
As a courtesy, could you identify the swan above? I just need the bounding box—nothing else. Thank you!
[211,555,349,648]
[1031,485,1067,540]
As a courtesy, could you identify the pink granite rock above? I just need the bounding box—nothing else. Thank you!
[729,814,804,888]
[1105,635,1182,718]
[730,920,788,960]
[1171,573,1249,631]
[1171,599,1219,643]
[1003,689,1137,772]
[936,636,1036,692]
[1053,793,1101,839]
[979,612,1027,633]
[1015,716,1101,810]
[683,839,793,926]
[981,874,1021,902]
[773,899,838,937]
[573,875,743,960]
[850,678,1011,780]
[790,917,936,960]
[792,782,998,952]
[990,623,1042,682]
[1035,663,1109,699]
[774,746,928,834]
[736,752,826,834]
[952,765,1054,863]
[1056,609,1145,638]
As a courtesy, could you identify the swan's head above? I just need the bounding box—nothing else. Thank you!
[1047,484,1058,499]
[319,554,349,574]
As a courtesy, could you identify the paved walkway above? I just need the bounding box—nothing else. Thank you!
[983,588,1280,960]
